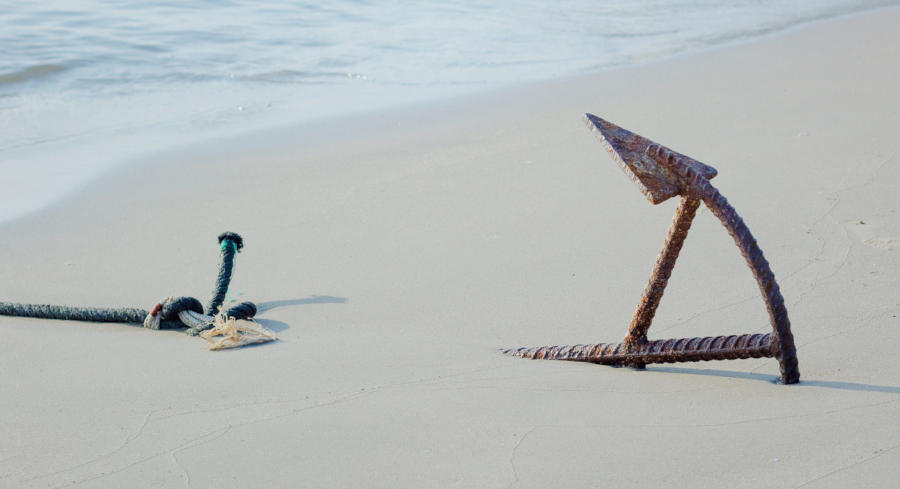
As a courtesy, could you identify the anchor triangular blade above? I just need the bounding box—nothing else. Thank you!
[585,114,717,204]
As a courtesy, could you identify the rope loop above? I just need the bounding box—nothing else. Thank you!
[143,296,204,330]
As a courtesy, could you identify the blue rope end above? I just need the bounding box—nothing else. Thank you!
[217,232,243,252]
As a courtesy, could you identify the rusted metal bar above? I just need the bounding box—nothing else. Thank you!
[504,333,773,365]
[504,115,800,384]
[623,195,700,369]
[647,143,799,383]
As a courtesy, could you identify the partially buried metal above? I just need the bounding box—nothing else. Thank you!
[504,114,800,385]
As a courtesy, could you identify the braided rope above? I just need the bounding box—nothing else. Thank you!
[206,232,243,315]
[0,232,273,349]
[0,302,152,325]
[143,300,257,332]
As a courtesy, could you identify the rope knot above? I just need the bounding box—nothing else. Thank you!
[143,296,204,330]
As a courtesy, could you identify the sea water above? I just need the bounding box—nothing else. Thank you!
[1,0,897,223]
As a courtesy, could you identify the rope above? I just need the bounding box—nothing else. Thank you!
[206,232,243,316]
[0,303,148,324]
[0,232,275,349]
[0,299,186,330]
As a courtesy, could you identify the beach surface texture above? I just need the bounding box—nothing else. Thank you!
[2,7,900,489]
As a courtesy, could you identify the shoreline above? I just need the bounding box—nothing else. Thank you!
[3,3,900,226]
[3,5,900,488]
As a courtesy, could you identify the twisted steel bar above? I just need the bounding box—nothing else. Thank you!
[504,333,773,364]
[649,144,800,384]
[623,195,699,368]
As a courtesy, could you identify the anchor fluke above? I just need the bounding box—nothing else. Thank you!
[584,113,717,204]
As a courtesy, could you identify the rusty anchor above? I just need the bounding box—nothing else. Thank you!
[504,114,800,385]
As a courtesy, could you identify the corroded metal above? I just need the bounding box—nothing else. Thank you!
[505,333,773,364]
[505,115,800,384]
[623,195,699,369]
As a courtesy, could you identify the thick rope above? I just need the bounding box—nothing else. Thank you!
[207,232,243,315]
[151,300,257,333]
[0,302,157,325]
[0,232,273,349]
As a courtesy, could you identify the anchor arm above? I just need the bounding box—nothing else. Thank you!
[652,144,800,384]
[696,181,799,384]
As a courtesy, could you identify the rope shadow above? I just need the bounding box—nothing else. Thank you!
[647,366,900,394]
[254,318,291,333]
[256,295,348,313]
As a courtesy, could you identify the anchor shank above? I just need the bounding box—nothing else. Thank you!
[624,195,700,352]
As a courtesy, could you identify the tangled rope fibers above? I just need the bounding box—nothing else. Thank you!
[0,232,276,350]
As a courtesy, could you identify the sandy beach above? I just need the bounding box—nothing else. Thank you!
[3,6,900,488]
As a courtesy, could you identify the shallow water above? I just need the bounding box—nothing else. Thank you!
[1,0,898,222]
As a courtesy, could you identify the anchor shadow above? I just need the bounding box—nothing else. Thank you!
[647,366,900,394]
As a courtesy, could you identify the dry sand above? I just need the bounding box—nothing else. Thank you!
[2,7,900,489]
